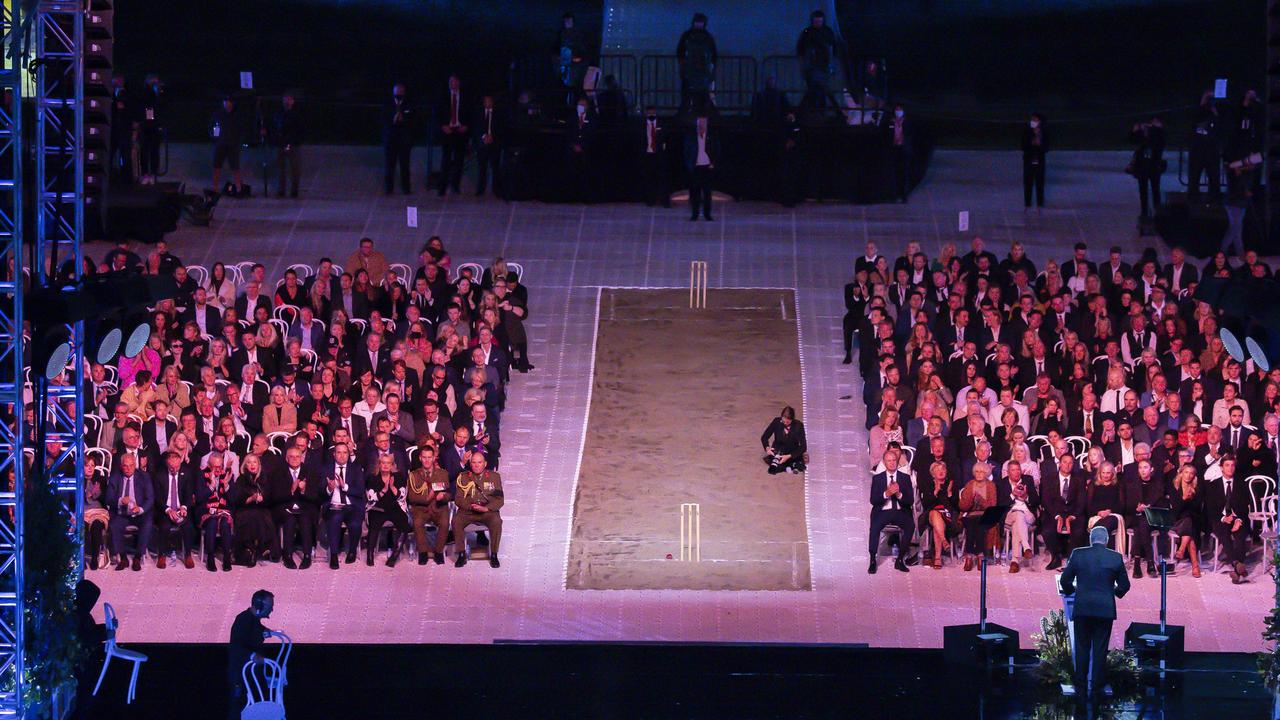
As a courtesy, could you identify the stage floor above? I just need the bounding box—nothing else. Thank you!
[89,145,1269,651]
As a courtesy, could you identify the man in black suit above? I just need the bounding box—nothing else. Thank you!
[152,450,197,569]
[141,402,178,459]
[472,93,503,197]
[565,96,596,202]
[353,333,391,381]
[335,272,370,320]
[320,442,365,568]
[867,447,914,574]
[180,287,224,339]
[1204,456,1253,583]
[273,446,323,569]
[1059,525,1131,697]
[231,331,277,384]
[437,75,469,196]
[841,274,869,365]
[639,105,671,207]
[103,453,154,571]
[1124,458,1170,578]
[383,82,415,195]
[465,402,501,469]
[683,113,718,221]
[329,397,369,447]
[1041,453,1086,570]
[234,281,269,323]
[882,103,913,203]
[1059,243,1096,285]
[360,430,410,481]
[439,426,473,482]
[1162,246,1198,295]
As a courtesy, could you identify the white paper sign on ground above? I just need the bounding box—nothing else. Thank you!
[240,71,254,90]
[407,206,418,228]
[958,210,969,233]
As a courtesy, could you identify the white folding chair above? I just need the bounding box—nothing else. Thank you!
[898,445,915,468]
[349,318,368,336]
[186,264,209,288]
[225,264,245,287]
[93,603,148,704]
[1064,435,1091,458]
[264,630,292,700]
[272,305,299,324]
[86,447,112,475]
[456,262,484,284]
[233,261,258,286]
[506,262,524,283]
[269,318,290,339]
[388,263,412,286]
[241,657,286,720]
[267,432,293,451]
[287,263,316,280]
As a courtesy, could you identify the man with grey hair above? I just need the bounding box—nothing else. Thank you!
[1060,525,1131,697]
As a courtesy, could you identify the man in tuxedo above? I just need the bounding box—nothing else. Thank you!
[152,450,197,569]
[274,447,323,569]
[639,104,671,207]
[1205,456,1253,583]
[320,442,365,569]
[683,113,718,221]
[329,397,369,447]
[181,287,224,339]
[1059,525,1131,697]
[472,93,504,197]
[867,447,914,574]
[103,453,154,571]
[1042,453,1086,570]
[141,401,178,457]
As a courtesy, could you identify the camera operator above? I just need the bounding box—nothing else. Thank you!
[209,93,248,196]
[1128,116,1165,221]
[138,73,165,185]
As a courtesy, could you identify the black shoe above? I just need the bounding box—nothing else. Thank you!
[283,555,297,570]
[386,551,400,568]
[689,215,698,221]
[206,557,217,572]
[455,554,467,568]
[300,555,312,570]
[703,215,714,221]
[1147,561,1157,576]
[868,557,878,574]
[276,191,286,199]
[842,354,852,364]
[222,556,232,572]
[290,191,299,199]
[131,556,142,571]
[366,551,375,567]
[247,554,257,569]
[434,553,445,565]
[476,531,489,547]
[894,558,909,573]
[1132,562,1142,579]
[418,552,429,565]
[489,556,500,568]
[345,551,356,564]
[1046,556,1062,571]
[330,556,340,570]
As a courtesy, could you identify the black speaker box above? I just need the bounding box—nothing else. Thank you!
[943,623,1020,668]
[1124,622,1185,669]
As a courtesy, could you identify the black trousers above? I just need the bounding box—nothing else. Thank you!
[110,137,133,183]
[1137,172,1162,219]
[439,134,467,194]
[154,511,195,555]
[640,153,669,206]
[891,147,910,201]
[1023,158,1045,207]
[1041,516,1087,559]
[475,144,501,196]
[842,313,858,355]
[384,140,411,194]
[281,507,318,558]
[324,505,364,557]
[1128,513,1168,561]
[868,508,915,555]
[1072,616,1113,694]
[1187,144,1220,199]
[276,146,301,196]
[780,149,801,207]
[689,166,713,218]
[139,133,162,177]
[1212,521,1249,564]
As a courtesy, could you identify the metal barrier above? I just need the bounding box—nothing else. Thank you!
[640,54,757,115]
[599,54,638,109]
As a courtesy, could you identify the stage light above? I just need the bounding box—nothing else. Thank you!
[91,319,122,365]
[32,325,71,381]
[1220,318,1247,363]
[121,313,151,358]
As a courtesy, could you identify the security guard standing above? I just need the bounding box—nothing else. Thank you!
[452,451,503,568]
[406,444,451,565]
[137,74,165,185]
[383,82,415,195]
[1187,91,1222,202]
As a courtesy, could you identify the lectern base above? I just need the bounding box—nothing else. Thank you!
[1124,622,1185,670]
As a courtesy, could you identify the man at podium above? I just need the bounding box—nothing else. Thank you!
[1059,526,1131,697]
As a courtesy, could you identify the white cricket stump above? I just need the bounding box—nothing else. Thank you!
[689,260,708,309]
[680,502,701,562]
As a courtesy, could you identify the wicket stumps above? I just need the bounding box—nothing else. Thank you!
[680,502,701,561]
[689,260,708,309]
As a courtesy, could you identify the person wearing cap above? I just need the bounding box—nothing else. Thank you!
[1059,525,1130,697]
[676,12,717,114]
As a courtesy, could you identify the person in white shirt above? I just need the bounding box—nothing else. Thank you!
[352,385,386,426]
[683,113,717,221]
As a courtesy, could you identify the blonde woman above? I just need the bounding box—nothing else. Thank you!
[1169,465,1203,577]
[1085,461,1126,556]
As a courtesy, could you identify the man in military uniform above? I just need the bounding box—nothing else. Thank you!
[407,444,451,565]
[676,13,717,115]
[452,451,503,568]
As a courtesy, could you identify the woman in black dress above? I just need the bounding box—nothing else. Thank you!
[366,453,411,567]
[1086,461,1126,554]
[760,406,807,474]
[919,461,961,569]
[231,454,277,567]
[1169,465,1203,577]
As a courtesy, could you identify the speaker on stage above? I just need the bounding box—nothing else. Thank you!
[1155,192,1228,257]
[1124,622,1184,669]
[942,623,1019,668]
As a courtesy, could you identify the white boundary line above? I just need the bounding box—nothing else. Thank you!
[792,288,815,591]
[561,285,603,588]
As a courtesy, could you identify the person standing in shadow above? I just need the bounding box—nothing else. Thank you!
[71,580,106,719]
[683,113,718,221]
[1059,526,1131,698]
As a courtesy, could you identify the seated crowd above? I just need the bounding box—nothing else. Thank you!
[850,237,1274,583]
[81,236,531,572]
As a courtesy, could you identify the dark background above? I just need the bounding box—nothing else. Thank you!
[115,0,1263,147]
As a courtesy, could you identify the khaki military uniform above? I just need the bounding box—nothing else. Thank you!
[407,465,451,554]
[452,470,503,557]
